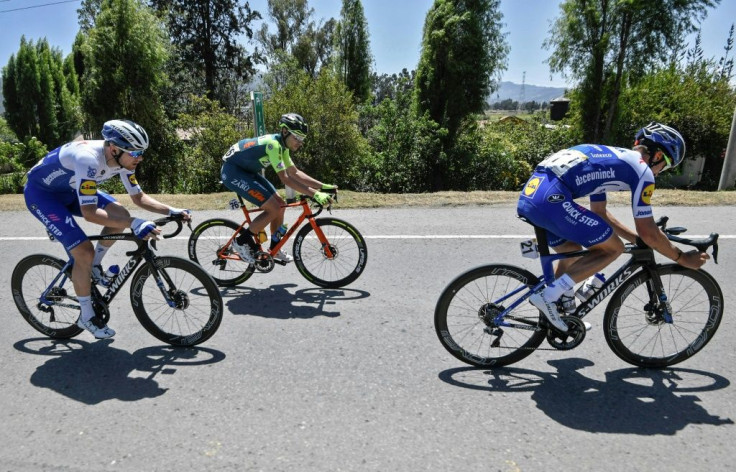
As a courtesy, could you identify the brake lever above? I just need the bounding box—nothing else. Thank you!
[712,241,719,264]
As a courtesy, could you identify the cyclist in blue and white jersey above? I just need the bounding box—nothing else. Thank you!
[24,120,191,339]
[517,122,709,332]
[221,113,336,263]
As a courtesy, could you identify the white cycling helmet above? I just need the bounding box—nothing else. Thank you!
[101,119,149,152]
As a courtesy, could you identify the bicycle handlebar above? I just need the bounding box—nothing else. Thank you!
[152,214,191,239]
[632,216,719,264]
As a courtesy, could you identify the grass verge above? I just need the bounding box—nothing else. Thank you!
[1,189,735,212]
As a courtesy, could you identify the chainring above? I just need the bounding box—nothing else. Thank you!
[546,316,586,350]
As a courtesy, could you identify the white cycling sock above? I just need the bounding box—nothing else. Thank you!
[544,274,575,301]
[78,295,94,322]
[93,244,110,267]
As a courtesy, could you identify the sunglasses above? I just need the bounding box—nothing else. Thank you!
[656,150,673,171]
[290,132,305,143]
[127,150,145,159]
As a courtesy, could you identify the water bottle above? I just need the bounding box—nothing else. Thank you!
[271,224,288,245]
[575,273,605,302]
[103,265,120,287]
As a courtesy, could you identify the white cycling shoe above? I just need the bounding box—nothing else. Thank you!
[559,295,592,331]
[273,250,293,263]
[231,240,255,264]
[77,316,116,339]
[530,291,569,332]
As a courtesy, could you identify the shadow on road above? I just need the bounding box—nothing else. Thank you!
[14,338,226,404]
[438,357,733,435]
[222,283,370,319]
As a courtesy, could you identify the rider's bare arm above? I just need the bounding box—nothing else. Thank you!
[277,166,325,197]
[634,217,709,269]
[130,192,173,215]
[589,200,637,244]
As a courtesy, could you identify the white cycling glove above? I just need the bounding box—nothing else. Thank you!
[168,207,191,217]
[131,218,158,240]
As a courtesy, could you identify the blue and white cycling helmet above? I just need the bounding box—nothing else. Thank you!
[101,119,149,153]
[634,122,685,170]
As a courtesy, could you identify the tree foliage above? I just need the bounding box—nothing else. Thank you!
[615,61,736,189]
[414,0,509,189]
[257,0,336,79]
[545,0,720,142]
[334,0,372,103]
[2,37,81,148]
[82,0,178,192]
[263,68,370,189]
[174,95,243,193]
[148,0,263,112]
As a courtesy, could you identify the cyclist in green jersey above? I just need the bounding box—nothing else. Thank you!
[220,113,336,263]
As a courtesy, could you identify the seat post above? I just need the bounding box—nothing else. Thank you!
[533,225,551,257]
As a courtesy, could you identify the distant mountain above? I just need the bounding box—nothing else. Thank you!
[489,81,568,105]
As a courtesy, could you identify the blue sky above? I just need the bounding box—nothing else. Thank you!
[1,0,734,88]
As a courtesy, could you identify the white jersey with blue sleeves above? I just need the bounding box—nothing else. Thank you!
[537,144,656,219]
[26,140,142,206]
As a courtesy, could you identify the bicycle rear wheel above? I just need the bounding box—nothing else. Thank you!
[604,265,723,368]
[130,256,223,346]
[435,264,545,368]
[188,218,254,287]
[11,254,83,339]
[293,217,368,288]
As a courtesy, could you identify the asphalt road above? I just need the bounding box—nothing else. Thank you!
[1,205,734,471]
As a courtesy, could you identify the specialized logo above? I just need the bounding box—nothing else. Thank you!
[547,194,565,203]
[79,179,97,196]
[128,174,138,186]
[575,169,615,186]
[87,167,97,178]
[522,176,544,198]
[640,183,655,205]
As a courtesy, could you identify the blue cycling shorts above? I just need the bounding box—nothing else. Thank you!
[517,171,613,248]
[221,161,278,206]
[24,183,117,252]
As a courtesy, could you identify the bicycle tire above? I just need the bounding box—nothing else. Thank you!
[604,264,723,368]
[188,218,254,287]
[435,264,546,368]
[292,217,368,288]
[130,256,224,346]
[11,254,83,339]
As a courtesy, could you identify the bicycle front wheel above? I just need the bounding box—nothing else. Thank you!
[293,217,368,288]
[435,264,546,368]
[188,218,254,287]
[11,254,83,339]
[604,264,723,368]
[130,256,224,346]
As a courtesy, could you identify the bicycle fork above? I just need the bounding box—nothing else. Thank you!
[643,268,674,324]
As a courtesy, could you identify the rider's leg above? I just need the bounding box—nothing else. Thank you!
[93,201,130,266]
[560,235,623,284]
[249,194,284,234]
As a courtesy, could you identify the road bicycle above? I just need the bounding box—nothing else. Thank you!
[435,216,722,368]
[187,190,368,288]
[12,215,223,347]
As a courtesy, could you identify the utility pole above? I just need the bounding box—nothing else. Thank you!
[517,71,526,114]
[718,106,736,190]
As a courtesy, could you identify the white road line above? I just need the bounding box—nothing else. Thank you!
[1,235,735,241]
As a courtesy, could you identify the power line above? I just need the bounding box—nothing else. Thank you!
[0,0,80,14]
